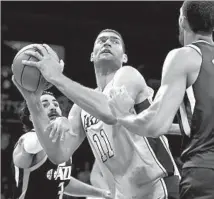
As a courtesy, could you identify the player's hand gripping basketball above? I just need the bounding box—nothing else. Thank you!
[22,44,64,84]
[45,116,76,142]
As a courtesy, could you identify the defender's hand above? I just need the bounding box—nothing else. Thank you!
[45,117,75,142]
[108,86,135,118]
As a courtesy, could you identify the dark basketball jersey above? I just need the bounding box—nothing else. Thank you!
[13,137,72,199]
[177,40,214,169]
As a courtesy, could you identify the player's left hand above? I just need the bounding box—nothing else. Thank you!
[22,44,64,84]
[108,86,135,118]
[45,116,75,142]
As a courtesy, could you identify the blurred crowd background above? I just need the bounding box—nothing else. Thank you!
[1,1,189,199]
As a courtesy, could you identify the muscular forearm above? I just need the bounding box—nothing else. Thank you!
[26,98,68,164]
[64,177,108,197]
[52,74,117,124]
[118,108,172,138]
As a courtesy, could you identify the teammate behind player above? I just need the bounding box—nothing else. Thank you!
[18,29,180,199]
[108,1,214,199]
[12,91,112,199]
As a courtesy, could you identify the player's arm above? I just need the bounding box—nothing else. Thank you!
[22,45,146,125]
[118,47,200,137]
[51,66,147,125]
[26,97,86,164]
[64,177,111,198]
[13,132,43,168]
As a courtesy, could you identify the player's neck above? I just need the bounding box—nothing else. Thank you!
[187,33,214,45]
[94,67,116,91]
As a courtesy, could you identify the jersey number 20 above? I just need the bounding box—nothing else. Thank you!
[93,129,114,162]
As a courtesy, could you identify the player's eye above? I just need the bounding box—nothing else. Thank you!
[42,103,48,108]
[54,103,59,107]
[111,39,120,44]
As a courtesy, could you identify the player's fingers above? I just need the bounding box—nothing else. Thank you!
[47,123,55,139]
[108,99,117,116]
[52,121,63,142]
[42,44,56,55]
[45,123,53,135]
[109,88,116,98]
[31,44,48,57]
[60,129,69,142]
[52,128,60,142]
[22,60,41,69]
[24,50,43,61]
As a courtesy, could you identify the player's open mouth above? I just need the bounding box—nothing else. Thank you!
[101,49,112,54]
[48,112,60,120]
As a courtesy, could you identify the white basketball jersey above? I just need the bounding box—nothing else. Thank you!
[81,81,179,199]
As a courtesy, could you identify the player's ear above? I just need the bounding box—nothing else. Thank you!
[122,54,128,64]
[29,115,32,122]
[180,15,189,31]
[90,52,94,62]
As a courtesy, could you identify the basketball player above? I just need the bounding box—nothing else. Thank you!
[107,1,214,199]
[18,29,180,198]
[12,90,112,199]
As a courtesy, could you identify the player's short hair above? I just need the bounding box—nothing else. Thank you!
[182,1,214,34]
[19,91,55,133]
[96,29,126,52]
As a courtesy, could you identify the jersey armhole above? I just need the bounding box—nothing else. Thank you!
[29,155,48,171]
[186,44,202,56]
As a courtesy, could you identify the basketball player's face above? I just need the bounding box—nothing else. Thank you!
[178,8,185,46]
[40,94,62,120]
[92,32,126,67]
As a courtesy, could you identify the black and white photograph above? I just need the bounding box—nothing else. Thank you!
[1,1,214,199]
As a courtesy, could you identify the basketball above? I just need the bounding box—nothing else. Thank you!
[12,44,53,92]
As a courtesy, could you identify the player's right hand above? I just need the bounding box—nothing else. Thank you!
[108,86,135,117]
[45,116,73,142]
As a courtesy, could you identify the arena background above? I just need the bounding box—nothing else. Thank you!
[1,1,185,199]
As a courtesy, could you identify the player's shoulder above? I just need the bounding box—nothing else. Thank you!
[17,131,34,144]
[117,65,140,75]
[113,66,147,94]
[16,131,37,149]
[165,47,201,73]
[167,46,200,59]
[115,65,145,84]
